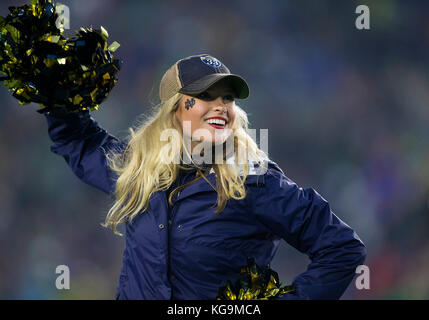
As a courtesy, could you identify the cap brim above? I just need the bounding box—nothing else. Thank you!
[179,73,249,99]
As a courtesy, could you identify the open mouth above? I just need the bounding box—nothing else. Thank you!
[205,118,227,129]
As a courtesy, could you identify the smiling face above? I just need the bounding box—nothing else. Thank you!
[175,80,237,152]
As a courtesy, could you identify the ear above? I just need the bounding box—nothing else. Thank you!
[174,97,182,112]
[174,105,181,121]
[174,100,182,123]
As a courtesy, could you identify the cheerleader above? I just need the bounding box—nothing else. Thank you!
[44,54,366,300]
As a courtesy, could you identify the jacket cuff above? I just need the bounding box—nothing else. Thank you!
[42,107,90,119]
[275,284,310,300]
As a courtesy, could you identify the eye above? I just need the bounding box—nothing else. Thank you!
[223,94,235,102]
[196,92,213,101]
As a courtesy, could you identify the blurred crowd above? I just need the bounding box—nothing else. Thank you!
[0,0,428,299]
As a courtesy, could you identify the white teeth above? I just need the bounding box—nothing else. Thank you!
[205,119,226,126]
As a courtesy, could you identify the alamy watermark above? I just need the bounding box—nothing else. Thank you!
[55,265,70,290]
[159,121,269,174]
[355,264,370,290]
[55,4,70,30]
[355,5,370,30]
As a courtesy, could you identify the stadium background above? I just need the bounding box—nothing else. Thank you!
[0,0,428,299]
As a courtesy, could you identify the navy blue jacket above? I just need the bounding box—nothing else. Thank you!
[44,110,366,300]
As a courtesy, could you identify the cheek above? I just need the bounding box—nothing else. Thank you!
[228,108,236,126]
[177,103,207,134]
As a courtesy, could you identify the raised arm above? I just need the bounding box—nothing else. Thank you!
[44,109,126,196]
[253,161,367,300]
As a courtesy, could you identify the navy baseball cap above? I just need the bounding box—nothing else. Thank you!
[159,54,249,102]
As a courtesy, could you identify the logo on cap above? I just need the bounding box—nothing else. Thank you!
[200,55,222,68]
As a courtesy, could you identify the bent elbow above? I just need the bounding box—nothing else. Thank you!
[357,242,367,266]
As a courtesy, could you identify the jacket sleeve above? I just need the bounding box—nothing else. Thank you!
[253,162,367,300]
[44,109,126,196]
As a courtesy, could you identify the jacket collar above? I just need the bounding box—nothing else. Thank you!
[174,153,268,203]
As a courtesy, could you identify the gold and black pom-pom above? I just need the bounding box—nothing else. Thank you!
[0,0,121,114]
[216,257,296,300]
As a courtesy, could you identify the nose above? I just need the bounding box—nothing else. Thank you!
[213,96,227,113]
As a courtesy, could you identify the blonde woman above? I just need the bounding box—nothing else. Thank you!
[45,54,366,300]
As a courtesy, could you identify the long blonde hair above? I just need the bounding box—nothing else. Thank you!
[102,93,267,235]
